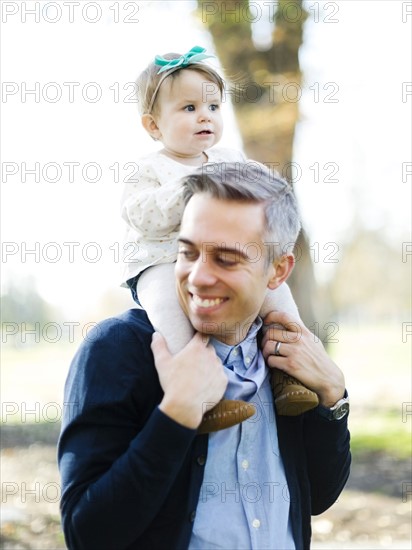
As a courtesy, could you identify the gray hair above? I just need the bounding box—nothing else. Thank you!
[181,161,301,264]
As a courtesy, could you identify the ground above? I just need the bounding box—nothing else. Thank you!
[1,422,411,550]
[2,325,411,548]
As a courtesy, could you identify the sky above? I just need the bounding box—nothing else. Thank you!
[1,0,411,317]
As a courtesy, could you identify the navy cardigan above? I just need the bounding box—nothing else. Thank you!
[58,309,351,550]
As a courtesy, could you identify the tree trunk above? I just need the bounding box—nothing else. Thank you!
[198,0,322,332]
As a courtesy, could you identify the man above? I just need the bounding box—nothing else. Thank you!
[58,162,350,549]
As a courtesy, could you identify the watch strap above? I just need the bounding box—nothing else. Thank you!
[317,390,349,421]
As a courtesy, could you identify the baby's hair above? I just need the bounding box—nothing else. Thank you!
[136,52,226,116]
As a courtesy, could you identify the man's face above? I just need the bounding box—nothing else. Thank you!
[175,194,277,345]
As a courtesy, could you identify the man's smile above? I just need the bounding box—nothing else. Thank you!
[191,294,227,309]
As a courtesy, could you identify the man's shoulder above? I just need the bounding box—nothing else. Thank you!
[108,307,152,327]
[62,309,159,430]
[67,309,155,388]
[83,308,154,349]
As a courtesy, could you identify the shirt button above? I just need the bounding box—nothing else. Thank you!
[196,455,206,466]
[189,511,196,522]
[252,519,261,529]
[241,459,249,470]
[245,357,251,365]
[232,348,238,356]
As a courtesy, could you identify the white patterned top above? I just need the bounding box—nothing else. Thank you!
[120,147,246,285]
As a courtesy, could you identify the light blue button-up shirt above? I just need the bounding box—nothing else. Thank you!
[189,319,295,550]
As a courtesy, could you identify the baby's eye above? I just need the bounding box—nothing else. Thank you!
[209,104,220,111]
[184,105,195,112]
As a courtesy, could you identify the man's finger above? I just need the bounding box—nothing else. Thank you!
[263,312,302,334]
[151,332,171,364]
[263,310,295,326]
[262,328,299,347]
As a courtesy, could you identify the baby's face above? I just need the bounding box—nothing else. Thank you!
[153,69,223,161]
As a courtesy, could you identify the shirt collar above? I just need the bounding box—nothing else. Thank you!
[210,317,263,368]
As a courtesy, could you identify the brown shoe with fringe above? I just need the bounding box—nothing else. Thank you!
[271,369,319,416]
[198,399,256,434]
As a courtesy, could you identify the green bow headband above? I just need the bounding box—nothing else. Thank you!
[154,46,215,74]
[146,46,216,113]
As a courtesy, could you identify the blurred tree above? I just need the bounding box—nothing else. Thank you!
[1,276,58,326]
[197,0,321,328]
[327,229,411,321]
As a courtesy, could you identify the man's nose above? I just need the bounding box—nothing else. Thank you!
[188,257,217,286]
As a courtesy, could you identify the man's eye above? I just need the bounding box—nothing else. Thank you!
[217,254,238,266]
[184,105,195,112]
[178,249,197,260]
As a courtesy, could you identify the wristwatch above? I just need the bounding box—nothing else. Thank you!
[318,392,349,421]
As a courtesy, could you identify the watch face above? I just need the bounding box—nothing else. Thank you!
[333,402,350,420]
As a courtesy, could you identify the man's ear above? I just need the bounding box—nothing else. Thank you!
[141,114,161,140]
[267,254,295,290]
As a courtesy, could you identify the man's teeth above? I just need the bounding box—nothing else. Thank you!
[192,295,224,308]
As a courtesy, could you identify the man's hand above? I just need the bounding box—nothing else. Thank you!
[262,311,345,407]
[151,332,228,429]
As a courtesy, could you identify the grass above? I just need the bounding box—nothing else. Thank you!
[2,322,411,458]
[1,343,74,423]
[326,323,411,459]
[349,408,411,459]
